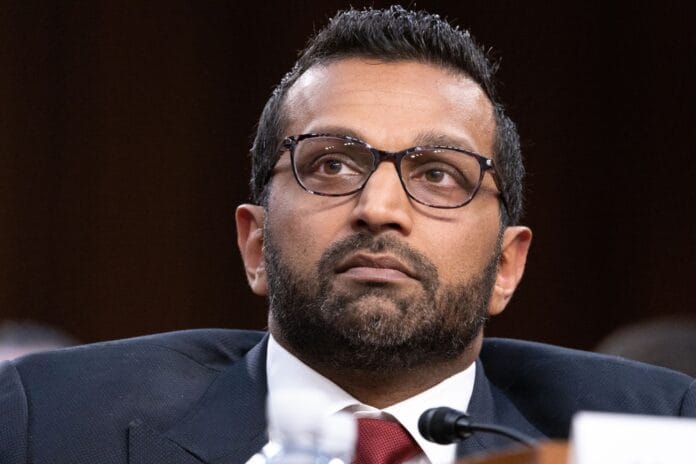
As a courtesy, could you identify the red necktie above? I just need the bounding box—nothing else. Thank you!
[353,418,423,464]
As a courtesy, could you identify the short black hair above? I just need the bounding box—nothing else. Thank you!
[250,5,524,225]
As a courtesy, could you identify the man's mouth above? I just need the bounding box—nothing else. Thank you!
[334,253,417,282]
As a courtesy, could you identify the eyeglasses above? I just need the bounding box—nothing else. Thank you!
[279,133,507,210]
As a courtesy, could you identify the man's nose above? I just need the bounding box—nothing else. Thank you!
[350,162,414,235]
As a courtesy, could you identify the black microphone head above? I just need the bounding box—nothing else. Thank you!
[418,407,471,445]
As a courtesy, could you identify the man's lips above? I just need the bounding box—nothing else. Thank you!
[334,253,417,281]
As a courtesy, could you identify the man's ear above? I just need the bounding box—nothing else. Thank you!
[235,204,268,296]
[488,226,532,317]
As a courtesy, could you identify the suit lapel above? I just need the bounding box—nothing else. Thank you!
[456,360,547,458]
[128,335,269,464]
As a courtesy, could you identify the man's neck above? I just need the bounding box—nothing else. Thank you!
[271,329,481,409]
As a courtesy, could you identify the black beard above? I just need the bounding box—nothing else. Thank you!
[264,230,500,373]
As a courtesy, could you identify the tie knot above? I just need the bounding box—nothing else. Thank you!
[354,418,422,464]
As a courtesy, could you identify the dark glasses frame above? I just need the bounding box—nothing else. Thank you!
[277,133,509,212]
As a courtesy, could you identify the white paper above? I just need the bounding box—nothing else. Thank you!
[570,411,696,464]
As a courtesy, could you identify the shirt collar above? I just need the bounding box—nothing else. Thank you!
[266,334,476,464]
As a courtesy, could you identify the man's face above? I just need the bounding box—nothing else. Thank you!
[255,59,508,371]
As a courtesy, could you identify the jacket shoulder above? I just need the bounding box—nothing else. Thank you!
[11,328,266,401]
[480,337,696,436]
[1,329,266,464]
[103,328,267,371]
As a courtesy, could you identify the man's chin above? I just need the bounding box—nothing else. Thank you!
[324,291,417,325]
[318,296,428,346]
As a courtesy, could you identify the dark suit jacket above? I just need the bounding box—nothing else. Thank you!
[1,329,694,464]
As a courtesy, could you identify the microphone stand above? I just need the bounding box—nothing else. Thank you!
[419,407,538,447]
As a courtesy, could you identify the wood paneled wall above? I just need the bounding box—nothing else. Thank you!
[1,1,694,348]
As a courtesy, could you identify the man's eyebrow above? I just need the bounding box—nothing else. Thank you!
[299,126,479,153]
[303,126,366,140]
[412,131,478,152]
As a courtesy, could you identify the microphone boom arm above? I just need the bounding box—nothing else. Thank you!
[460,420,537,447]
[418,407,538,447]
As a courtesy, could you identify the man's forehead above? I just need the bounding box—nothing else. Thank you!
[282,58,496,154]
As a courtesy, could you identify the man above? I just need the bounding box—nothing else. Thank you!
[1,6,694,464]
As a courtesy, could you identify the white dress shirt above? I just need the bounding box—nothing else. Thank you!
[266,335,476,464]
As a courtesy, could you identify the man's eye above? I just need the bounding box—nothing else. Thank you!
[307,153,363,176]
[322,158,346,174]
[412,164,462,187]
[424,169,447,183]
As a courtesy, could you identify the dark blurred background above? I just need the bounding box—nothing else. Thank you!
[1,1,694,349]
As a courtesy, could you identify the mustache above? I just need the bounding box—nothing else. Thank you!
[317,233,439,288]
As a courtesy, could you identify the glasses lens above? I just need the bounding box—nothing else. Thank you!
[293,136,373,194]
[401,148,482,207]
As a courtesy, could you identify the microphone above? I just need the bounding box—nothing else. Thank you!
[418,407,537,447]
